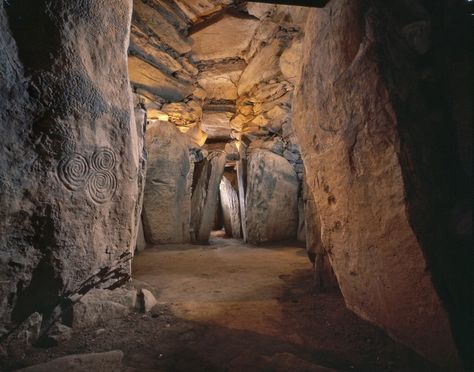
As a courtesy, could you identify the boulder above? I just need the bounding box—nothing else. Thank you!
[190,11,259,61]
[139,289,158,313]
[142,121,192,244]
[245,150,299,243]
[219,176,242,238]
[191,152,227,242]
[72,288,137,329]
[16,350,123,372]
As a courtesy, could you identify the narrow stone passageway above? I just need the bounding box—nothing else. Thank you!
[2,238,438,372]
[129,237,435,372]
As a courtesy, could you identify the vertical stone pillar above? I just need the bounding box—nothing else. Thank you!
[0,0,139,324]
[292,0,462,368]
[191,151,226,243]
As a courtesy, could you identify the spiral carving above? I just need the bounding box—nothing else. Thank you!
[58,153,90,190]
[87,170,117,204]
[91,147,116,172]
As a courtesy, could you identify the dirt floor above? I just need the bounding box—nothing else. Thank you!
[2,234,438,371]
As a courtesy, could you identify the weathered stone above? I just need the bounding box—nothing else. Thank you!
[280,38,303,84]
[191,152,227,242]
[129,55,193,102]
[139,289,157,313]
[198,60,246,100]
[162,102,202,126]
[44,323,72,345]
[0,1,140,325]
[246,3,275,19]
[142,121,192,244]
[174,0,233,23]
[238,39,285,95]
[129,26,183,75]
[72,288,137,329]
[190,11,259,61]
[135,219,146,253]
[201,110,234,140]
[5,312,42,357]
[134,0,191,55]
[185,125,208,147]
[293,2,461,368]
[219,176,242,238]
[16,350,124,372]
[245,150,298,243]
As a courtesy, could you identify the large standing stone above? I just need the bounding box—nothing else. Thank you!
[0,1,141,325]
[142,121,192,244]
[219,175,241,238]
[245,150,298,243]
[191,152,226,242]
[292,1,461,368]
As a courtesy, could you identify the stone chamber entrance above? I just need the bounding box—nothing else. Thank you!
[0,0,472,371]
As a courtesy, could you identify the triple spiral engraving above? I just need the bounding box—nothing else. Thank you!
[58,148,117,204]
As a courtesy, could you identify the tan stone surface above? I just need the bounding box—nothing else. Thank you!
[190,12,259,61]
[128,56,193,102]
[292,2,460,368]
[246,150,298,243]
[142,121,192,244]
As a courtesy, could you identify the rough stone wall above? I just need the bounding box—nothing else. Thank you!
[0,1,139,325]
[292,0,465,368]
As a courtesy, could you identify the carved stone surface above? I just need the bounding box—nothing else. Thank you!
[0,1,140,326]
[245,150,298,243]
[142,121,192,244]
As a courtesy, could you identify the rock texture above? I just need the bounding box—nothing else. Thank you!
[191,151,226,242]
[219,174,241,238]
[72,288,137,329]
[190,11,259,61]
[0,1,140,326]
[17,350,124,372]
[142,121,192,244]
[245,150,298,243]
[292,1,462,368]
